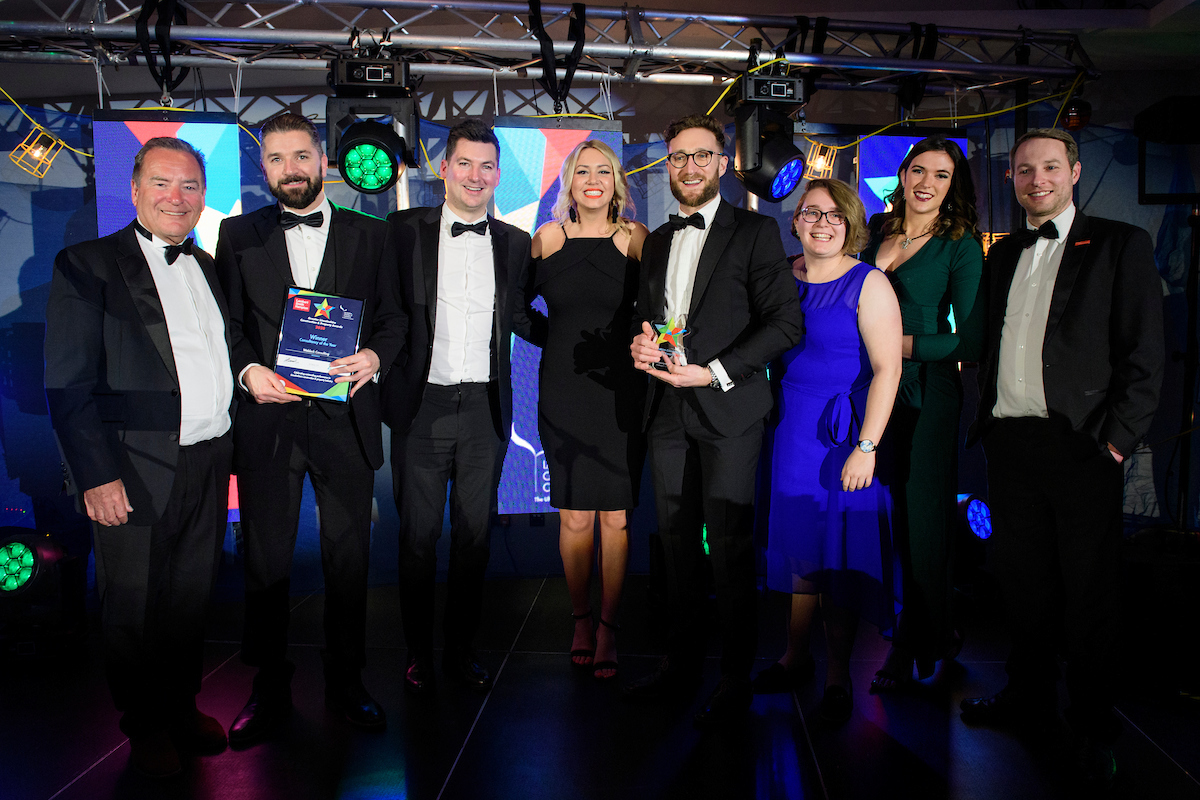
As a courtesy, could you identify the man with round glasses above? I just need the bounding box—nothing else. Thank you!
[627,113,802,728]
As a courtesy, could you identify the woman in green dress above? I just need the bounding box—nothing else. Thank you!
[861,136,984,691]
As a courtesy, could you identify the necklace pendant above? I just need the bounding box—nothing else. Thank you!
[901,237,912,250]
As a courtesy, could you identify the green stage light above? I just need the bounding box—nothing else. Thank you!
[0,540,35,592]
[337,120,406,194]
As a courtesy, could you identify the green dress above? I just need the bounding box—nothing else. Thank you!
[861,217,983,660]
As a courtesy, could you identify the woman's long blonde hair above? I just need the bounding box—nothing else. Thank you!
[552,139,636,230]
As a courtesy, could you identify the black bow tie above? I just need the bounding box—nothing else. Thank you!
[668,212,706,231]
[280,210,324,230]
[134,219,193,264]
[164,239,194,265]
[451,219,489,237]
[1012,220,1059,250]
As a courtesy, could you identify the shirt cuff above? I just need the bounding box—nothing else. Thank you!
[708,359,735,392]
[237,363,259,392]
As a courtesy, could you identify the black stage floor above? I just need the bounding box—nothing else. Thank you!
[4,518,1199,800]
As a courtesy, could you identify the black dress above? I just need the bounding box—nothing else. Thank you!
[531,231,647,510]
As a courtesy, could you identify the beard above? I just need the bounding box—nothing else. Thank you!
[270,173,323,210]
[670,170,720,209]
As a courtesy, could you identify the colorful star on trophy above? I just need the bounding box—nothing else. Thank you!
[654,315,689,365]
[314,298,333,319]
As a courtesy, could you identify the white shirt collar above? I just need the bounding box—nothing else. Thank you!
[678,194,721,229]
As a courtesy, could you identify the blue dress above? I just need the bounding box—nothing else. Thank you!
[765,261,900,631]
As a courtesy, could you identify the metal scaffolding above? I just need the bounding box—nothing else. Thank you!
[0,0,1093,94]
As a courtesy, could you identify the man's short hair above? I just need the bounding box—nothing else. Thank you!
[445,118,501,163]
[664,114,726,152]
[132,137,207,186]
[260,112,324,154]
[1010,127,1079,168]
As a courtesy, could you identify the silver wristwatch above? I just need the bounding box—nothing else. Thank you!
[707,365,721,390]
[857,439,876,454]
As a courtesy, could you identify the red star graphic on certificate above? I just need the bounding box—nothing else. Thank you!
[313,298,333,319]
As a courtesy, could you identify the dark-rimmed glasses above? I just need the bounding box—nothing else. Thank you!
[666,150,717,169]
[797,207,846,226]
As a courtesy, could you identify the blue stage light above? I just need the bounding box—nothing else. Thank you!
[771,156,806,201]
[956,493,992,540]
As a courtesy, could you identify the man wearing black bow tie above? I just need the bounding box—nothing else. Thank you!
[46,137,235,776]
[380,119,532,696]
[626,115,802,726]
[214,113,405,744]
[963,128,1163,783]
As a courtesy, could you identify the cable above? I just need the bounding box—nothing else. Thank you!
[800,85,1077,152]
[625,154,668,176]
[529,112,608,120]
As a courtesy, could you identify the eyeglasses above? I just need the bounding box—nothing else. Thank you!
[666,150,717,169]
[797,207,846,226]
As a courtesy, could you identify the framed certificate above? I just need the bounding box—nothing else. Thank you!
[273,288,365,403]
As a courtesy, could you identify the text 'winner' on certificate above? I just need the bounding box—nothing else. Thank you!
[274,287,365,403]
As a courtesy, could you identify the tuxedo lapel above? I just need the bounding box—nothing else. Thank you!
[1044,212,1089,343]
[115,225,178,384]
[687,200,734,320]
[418,206,441,334]
[316,204,359,295]
[252,206,294,288]
[489,216,510,341]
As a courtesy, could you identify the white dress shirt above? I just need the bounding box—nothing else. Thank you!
[429,205,496,385]
[136,226,233,445]
[663,195,734,390]
[282,196,333,290]
[993,203,1077,419]
[238,197,334,389]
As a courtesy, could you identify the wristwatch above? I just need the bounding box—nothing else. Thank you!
[707,365,721,390]
[857,439,876,454]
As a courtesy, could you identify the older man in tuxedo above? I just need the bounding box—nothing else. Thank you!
[626,114,803,727]
[45,137,234,777]
[215,113,405,744]
[962,128,1163,784]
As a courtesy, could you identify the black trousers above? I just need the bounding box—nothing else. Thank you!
[238,402,374,682]
[94,431,233,738]
[984,417,1124,743]
[392,382,505,656]
[648,388,763,679]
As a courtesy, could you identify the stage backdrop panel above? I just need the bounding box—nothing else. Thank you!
[93,110,242,254]
[492,118,623,515]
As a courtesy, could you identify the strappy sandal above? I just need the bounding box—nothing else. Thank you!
[593,618,620,681]
[570,610,594,669]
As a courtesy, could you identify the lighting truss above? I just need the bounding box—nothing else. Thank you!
[0,0,1094,95]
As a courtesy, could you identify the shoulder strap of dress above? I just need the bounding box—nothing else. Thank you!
[560,221,568,240]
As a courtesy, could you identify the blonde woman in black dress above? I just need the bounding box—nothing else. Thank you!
[528,140,649,680]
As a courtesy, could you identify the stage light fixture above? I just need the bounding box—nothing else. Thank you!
[956,493,992,540]
[0,529,66,598]
[803,140,837,181]
[10,126,64,179]
[732,72,806,202]
[327,58,420,196]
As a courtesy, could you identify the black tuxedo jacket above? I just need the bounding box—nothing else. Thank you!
[214,202,406,470]
[380,204,533,438]
[45,222,233,526]
[637,199,803,438]
[972,210,1164,455]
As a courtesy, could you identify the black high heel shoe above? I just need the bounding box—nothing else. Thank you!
[593,618,620,681]
[570,610,594,669]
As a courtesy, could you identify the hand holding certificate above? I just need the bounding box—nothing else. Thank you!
[274,288,367,403]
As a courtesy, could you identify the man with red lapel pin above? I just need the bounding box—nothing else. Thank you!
[963,127,1164,787]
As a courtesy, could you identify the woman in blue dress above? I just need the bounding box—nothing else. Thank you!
[754,178,903,723]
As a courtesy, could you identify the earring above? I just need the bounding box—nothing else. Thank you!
[568,206,578,223]
[610,201,619,223]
